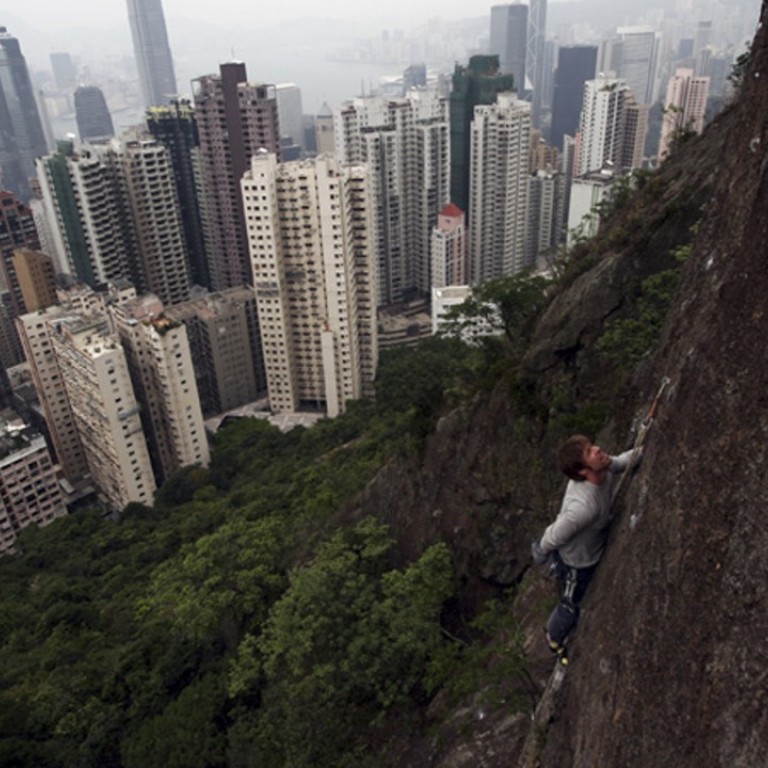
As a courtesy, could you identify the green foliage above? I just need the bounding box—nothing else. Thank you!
[154,465,213,509]
[552,401,610,442]
[594,174,634,221]
[228,520,453,767]
[375,336,480,441]
[0,331,540,766]
[439,273,550,354]
[597,268,681,369]
[429,595,531,714]
[121,675,227,768]
[728,45,751,92]
[138,516,289,650]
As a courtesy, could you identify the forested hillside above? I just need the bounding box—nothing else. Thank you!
[0,333,540,767]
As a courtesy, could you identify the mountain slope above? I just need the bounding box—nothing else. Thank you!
[354,7,768,767]
[537,6,768,765]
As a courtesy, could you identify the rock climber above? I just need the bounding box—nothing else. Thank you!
[531,434,636,664]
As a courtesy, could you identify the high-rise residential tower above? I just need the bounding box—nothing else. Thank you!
[112,293,209,483]
[450,56,516,223]
[36,137,191,306]
[0,28,48,202]
[0,190,41,318]
[550,45,597,151]
[658,68,710,160]
[49,310,156,510]
[19,282,208,506]
[37,140,133,288]
[165,286,264,415]
[74,86,115,142]
[118,136,191,304]
[0,423,66,556]
[489,4,528,95]
[526,168,557,265]
[576,76,648,177]
[193,62,281,291]
[126,0,178,108]
[430,203,467,289]
[335,91,449,304]
[17,302,90,484]
[468,92,532,283]
[146,99,210,288]
[11,249,57,314]
[242,153,377,417]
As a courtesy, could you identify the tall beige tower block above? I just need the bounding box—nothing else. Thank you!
[469,92,532,283]
[242,153,377,417]
[113,293,210,483]
[658,68,710,160]
[49,313,156,510]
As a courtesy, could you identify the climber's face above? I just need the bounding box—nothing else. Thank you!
[578,443,612,483]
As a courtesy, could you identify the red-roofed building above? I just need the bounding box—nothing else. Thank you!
[431,203,467,288]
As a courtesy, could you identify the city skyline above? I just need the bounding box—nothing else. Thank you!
[0,0,761,513]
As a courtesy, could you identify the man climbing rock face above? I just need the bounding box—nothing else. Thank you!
[532,434,635,664]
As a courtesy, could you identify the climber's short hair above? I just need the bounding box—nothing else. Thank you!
[558,434,592,482]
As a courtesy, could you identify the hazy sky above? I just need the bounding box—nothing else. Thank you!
[2,0,759,114]
[1,0,514,32]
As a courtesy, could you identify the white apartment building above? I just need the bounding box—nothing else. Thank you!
[431,284,498,341]
[49,312,155,511]
[36,137,191,306]
[16,306,89,483]
[567,170,617,245]
[19,282,213,506]
[577,76,648,177]
[334,91,450,304]
[37,141,131,286]
[469,92,532,284]
[117,137,192,305]
[242,153,377,417]
[113,294,210,483]
[658,68,710,160]
[0,429,67,555]
[431,284,471,335]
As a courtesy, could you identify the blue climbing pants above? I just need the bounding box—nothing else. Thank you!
[546,557,597,646]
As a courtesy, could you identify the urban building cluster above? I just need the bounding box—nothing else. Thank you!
[0,0,745,543]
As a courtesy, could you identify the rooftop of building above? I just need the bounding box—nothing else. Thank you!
[205,400,324,434]
[150,315,182,335]
[439,202,464,218]
[432,285,471,301]
[0,408,43,462]
[377,299,432,347]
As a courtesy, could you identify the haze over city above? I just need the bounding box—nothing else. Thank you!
[2,0,759,113]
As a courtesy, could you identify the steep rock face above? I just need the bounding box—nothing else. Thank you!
[539,8,768,767]
[356,9,766,766]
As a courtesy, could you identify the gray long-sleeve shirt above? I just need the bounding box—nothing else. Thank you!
[539,450,633,568]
